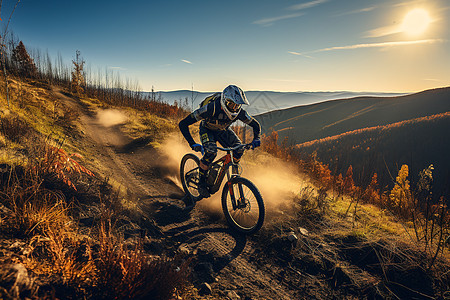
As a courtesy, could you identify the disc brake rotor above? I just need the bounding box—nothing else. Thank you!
[238,198,251,213]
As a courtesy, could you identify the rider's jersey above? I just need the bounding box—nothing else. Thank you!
[192,93,253,131]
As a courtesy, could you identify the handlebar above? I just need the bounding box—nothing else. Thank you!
[217,143,252,152]
[192,143,256,154]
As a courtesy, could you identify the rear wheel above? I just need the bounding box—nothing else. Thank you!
[180,154,202,201]
[221,177,265,234]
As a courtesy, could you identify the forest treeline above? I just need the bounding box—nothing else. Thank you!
[1,34,189,118]
[295,111,450,201]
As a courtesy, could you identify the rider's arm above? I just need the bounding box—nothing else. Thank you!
[178,114,197,146]
[247,118,261,140]
[238,110,261,140]
[178,104,211,146]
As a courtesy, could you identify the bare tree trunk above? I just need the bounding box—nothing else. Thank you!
[0,1,22,108]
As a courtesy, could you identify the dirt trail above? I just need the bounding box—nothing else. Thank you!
[56,91,296,300]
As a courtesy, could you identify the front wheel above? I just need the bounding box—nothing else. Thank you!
[221,177,265,234]
[180,154,202,201]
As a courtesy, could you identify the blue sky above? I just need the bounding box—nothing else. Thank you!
[2,0,449,92]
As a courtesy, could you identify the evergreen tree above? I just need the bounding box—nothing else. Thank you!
[343,165,355,195]
[12,41,37,78]
[71,50,85,95]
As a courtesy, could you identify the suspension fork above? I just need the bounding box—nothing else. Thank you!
[226,165,245,210]
[226,166,238,210]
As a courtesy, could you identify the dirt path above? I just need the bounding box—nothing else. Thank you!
[57,91,296,300]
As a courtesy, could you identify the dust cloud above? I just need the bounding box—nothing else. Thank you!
[158,133,311,217]
[157,133,192,190]
[96,109,128,127]
[241,152,310,211]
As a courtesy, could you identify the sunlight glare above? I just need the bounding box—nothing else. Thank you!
[401,9,431,36]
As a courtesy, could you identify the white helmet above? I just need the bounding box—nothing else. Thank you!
[221,85,249,119]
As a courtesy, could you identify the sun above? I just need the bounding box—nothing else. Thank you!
[401,9,431,36]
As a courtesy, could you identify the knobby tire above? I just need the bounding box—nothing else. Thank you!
[221,176,265,234]
[180,153,202,201]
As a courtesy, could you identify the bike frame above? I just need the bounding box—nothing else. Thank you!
[182,142,264,234]
[208,145,249,210]
[208,150,234,194]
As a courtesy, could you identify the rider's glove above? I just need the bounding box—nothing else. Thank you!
[191,143,204,155]
[251,138,261,150]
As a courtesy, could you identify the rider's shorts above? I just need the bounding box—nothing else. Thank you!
[199,126,244,166]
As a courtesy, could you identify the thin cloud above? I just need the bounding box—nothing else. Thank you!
[288,51,313,58]
[336,6,376,16]
[394,0,428,7]
[290,39,445,55]
[254,0,328,26]
[253,13,304,26]
[365,24,401,38]
[424,78,443,82]
[181,59,193,64]
[288,0,329,11]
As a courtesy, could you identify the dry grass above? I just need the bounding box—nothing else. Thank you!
[254,181,450,299]
[0,114,34,143]
[121,107,179,147]
[0,156,188,299]
[0,78,188,298]
[95,220,189,300]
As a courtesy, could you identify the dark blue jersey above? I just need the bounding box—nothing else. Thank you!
[179,93,261,147]
[192,93,253,131]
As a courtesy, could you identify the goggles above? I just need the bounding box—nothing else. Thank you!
[225,98,242,112]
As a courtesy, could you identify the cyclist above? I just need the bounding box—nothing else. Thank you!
[179,85,261,205]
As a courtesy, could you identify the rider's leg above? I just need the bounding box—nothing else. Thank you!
[198,127,218,197]
[217,128,244,163]
[198,160,209,191]
[217,129,243,175]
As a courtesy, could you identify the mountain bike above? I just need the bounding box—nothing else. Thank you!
[180,144,265,234]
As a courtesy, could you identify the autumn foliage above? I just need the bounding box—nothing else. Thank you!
[295,111,450,201]
[37,144,95,191]
[259,128,448,225]
[389,164,412,215]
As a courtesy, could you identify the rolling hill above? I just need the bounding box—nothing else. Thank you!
[254,86,450,144]
[152,90,405,115]
[295,112,450,199]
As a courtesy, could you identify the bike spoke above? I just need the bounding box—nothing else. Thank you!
[182,156,200,198]
[225,182,260,230]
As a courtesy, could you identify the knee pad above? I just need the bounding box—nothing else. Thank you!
[233,147,245,161]
[201,143,217,165]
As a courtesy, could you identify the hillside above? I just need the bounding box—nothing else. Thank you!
[254,86,450,144]
[295,112,450,199]
[0,77,449,299]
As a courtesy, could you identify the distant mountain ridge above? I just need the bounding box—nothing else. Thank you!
[149,90,406,115]
[254,86,450,144]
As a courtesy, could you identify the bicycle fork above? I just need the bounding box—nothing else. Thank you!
[227,166,246,210]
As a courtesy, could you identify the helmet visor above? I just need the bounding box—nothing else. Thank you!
[225,98,242,112]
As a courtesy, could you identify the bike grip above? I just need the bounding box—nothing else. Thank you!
[191,143,204,155]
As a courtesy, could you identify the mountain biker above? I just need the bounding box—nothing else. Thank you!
[179,85,261,204]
